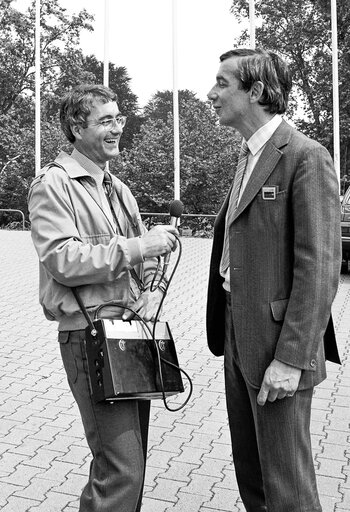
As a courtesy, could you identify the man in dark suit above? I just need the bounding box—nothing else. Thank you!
[206,48,341,511]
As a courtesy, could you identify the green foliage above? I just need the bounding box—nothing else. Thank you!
[230,0,350,175]
[115,92,240,215]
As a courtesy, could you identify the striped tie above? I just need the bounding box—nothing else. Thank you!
[220,141,249,274]
[103,171,113,197]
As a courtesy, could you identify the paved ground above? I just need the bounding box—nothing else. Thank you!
[0,230,350,512]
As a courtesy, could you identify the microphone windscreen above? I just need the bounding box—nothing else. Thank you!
[169,199,184,218]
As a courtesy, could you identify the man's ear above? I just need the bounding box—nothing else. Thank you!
[71,123,82,140]
[250,81,264,103]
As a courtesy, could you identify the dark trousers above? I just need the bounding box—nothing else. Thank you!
[59,330,150,512]
[224,297,322,512]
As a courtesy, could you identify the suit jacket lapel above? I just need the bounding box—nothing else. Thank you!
[232,120,293,222]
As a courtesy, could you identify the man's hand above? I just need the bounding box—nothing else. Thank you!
[140,225,178,259]
[122,288,163,322]
[257,359,302,406]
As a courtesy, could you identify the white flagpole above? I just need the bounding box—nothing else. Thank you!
[249,0,256,49]
[35,0,41,175]
[331,0,340,186]
[103,0,110,87]
[172,0,180,200]
[103,0,110,171]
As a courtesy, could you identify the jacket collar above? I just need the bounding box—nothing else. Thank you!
[54,151,91,179]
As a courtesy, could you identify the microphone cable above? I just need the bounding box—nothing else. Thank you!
[149,234,193,412]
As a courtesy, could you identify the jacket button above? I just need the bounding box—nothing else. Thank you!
[310,359,316,368]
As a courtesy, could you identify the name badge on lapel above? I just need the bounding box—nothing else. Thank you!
[262,186,279,200]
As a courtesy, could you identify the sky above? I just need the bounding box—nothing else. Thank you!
[14,0,247,108]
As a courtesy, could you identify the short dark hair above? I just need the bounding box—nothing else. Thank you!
[59,84,119,143]
[220,48,292,115]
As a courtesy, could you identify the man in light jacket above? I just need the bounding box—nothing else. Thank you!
[28,84,177,512]
[206,48,341,511]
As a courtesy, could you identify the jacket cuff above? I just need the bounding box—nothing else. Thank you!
[126,237,144,267]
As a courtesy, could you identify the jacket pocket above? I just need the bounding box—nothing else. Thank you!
[270,298,289,322]
[58,331,78,384]
[58,331,70,344]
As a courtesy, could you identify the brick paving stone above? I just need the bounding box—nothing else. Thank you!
[158,460,199,483]
[177,410,208,427]
[26,492,78,512]
[1,496,41,512]
[0,442,16,459]
[205,442,233,462]
[181,473,220,497]
[14,476,56,500]
[168,422,196,439]
[156,434,187,455]
[201,487,242,511]
[168,492,208,511]
[0,428,32,448]
[142,497,175,512]
[311,420,329,437]
[147,448,173,469]
[1,462,44,486]
[317,474,343,497]
[0,419,22,436]
[145,465,168,488]
[319,442,348,461]
[144,477,184,502]
[186,432,218,451]
[53,472,86,496]
[0,451,31,476]
[57,444,91,465]
[317,458,347,479]
[0,482,25,508]
[174,446,211,465]
[45,434,84,453]
[324,429,350,446]
[216,468,240,493]
[37,460,77,482]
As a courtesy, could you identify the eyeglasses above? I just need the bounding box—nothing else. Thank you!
[86,115,127,130]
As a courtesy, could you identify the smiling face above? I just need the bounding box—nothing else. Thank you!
[207,57,251,132]
[72,99,122,168]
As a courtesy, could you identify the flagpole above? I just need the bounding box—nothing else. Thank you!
[35,0,41,175]
[103,0,110,171]
[103,0,110,87]
[172,0,180,200]
[331,0,340,186]
[249,0,255,48]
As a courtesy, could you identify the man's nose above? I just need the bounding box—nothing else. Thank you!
[207,87,217,101]
[110,121,123,133]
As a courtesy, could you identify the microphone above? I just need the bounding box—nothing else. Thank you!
[169,199,184,228]
[164,200,184,273]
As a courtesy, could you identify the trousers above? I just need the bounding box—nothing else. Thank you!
[59,329,150,512]
[224,295,322,512]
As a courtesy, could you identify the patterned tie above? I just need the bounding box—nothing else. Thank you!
[103,171,113,197]
[220,141,250,274]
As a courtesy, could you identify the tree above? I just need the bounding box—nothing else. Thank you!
[115,92,240,216]
[0,0,94,116]
[0,0,143,223]
[143,89,198,123]
[230,0,350,175]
